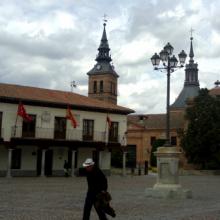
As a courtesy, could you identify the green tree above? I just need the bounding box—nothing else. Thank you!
[181,89,220,169]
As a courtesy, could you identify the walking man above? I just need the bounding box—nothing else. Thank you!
[82,158,108,220]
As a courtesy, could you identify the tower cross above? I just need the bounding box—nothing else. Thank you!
[215,80,220,87]
[190,28,194,39]
[103,14,108,24]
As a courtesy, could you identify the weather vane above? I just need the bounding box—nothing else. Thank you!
[70,81,77,92]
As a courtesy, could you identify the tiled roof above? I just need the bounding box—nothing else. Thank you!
[171,85,200,109]
[209,86,220,96]
[0,83,134,114]
[128,112,185,130]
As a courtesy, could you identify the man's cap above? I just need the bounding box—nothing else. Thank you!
[83,158,95,167]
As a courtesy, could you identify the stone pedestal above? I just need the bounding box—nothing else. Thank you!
[145,147,192,199]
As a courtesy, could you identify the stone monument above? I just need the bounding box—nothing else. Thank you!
[145,147,192,199]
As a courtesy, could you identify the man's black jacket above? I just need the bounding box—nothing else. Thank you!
[86,166,107,194]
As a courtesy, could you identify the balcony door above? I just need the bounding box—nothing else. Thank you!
[109,122,119,142]
[22,115,36,138]
[54,117,66,139]
[83,119,94,141]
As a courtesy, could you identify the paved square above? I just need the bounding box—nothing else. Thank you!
[0,174,220,220]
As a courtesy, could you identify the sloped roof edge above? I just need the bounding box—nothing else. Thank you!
[0,83,134,115]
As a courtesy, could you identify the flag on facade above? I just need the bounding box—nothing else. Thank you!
[17,102,32,122]
[107,115,111,129]
[66,106,77,128]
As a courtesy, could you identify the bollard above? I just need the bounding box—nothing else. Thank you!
[144,161,148,175]
[138,164,141,175]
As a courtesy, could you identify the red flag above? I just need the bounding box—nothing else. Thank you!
[66,106,77,128]
[17,102,32,122]
[107,115,111,128]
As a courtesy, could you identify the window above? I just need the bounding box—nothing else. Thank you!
[11,149,21,169]
[171,136,177,146]
[93,81,97,93]
[22,115,36,138]
[83,119,94,141]
[113,83,115,95]
[114,85,117,95]
[54,117,66,139]
[150,136,156,146]
[110,82,113,94]
[100,81,103,93]
[0,112,2,138]
[110,82,116,95]
[109,122,119,142]
[112,83,114,94]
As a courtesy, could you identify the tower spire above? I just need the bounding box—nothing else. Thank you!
[184,29,199,86]
[170,31,200,109]
[189,28,194,63]
[96,16,112,63]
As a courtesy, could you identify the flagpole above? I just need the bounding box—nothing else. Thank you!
[14,103,20,137]
[66,105,77,129]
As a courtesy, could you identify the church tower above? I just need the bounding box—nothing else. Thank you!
[171,35,200,109]
[87,21,119,105]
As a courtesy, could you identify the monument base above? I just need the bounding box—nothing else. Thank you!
[145,184,192,199]
[145,146,192,199]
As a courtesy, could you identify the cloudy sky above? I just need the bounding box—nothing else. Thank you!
[0,0,219,114]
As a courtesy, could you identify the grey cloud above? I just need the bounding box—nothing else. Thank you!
[0,30,95,60]
[117,0,198,51]
[0,44,89,91]
[118,89,166,114]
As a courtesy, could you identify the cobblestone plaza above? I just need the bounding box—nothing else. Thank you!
[0,174,220,220]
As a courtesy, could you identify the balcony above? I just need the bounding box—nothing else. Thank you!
[11,126,109,142]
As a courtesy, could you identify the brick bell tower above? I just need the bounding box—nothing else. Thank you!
[87,20,119,105]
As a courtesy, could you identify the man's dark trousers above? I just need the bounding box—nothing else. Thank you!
[83,191,107,220]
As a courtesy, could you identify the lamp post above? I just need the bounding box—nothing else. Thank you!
[151,43,187,146]
[146,42,192,199]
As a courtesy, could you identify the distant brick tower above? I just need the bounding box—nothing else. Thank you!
[87,21,119,105]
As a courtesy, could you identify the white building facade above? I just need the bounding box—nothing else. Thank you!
[0,83,133,177]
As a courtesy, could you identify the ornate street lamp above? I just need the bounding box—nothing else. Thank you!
[151,43,187,146]
[146,42,191,199]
